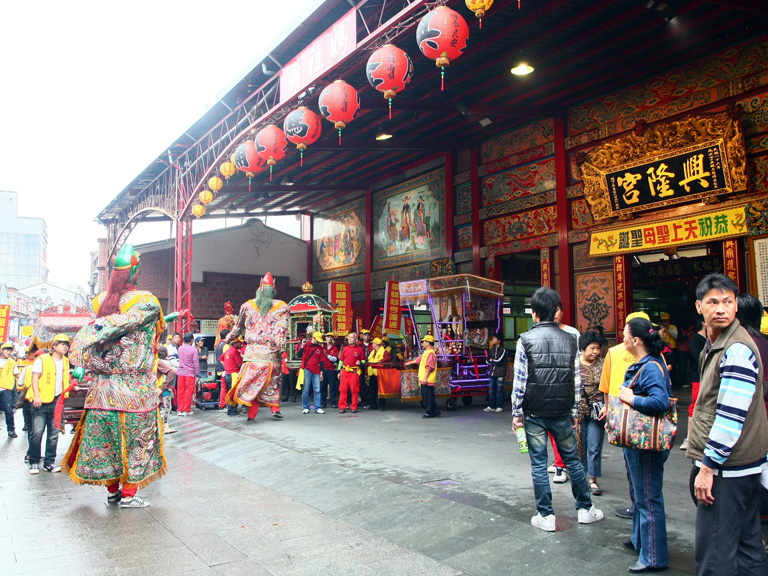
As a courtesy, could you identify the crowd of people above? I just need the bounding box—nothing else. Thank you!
[2,263,768,575]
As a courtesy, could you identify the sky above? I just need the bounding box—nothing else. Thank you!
[0,0,318,289]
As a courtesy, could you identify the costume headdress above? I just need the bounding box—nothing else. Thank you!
[112,243,141,283]
[260,272,274,287]
[224,301,234,315]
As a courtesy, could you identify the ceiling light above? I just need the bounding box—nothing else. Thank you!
[375,126,393,141]
[511,62,534,76]
[478,117,493,127]
[280,175,295,186]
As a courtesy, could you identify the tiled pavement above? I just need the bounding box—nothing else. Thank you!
[1,395,698,575]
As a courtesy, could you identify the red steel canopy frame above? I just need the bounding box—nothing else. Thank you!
[95,0,767,332]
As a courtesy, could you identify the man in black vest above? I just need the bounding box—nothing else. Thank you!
[512,287,604,532]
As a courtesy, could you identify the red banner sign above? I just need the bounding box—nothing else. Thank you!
[383,281,401,336]
[0,305,9,341]
[279,9,357,104]
[329,282,352,336]
[370,315,383,340]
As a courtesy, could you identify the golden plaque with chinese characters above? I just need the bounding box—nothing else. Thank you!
[578,110,747,220]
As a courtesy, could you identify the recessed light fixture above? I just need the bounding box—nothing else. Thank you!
[511,62,534,76]
[375,126,393,141]
[478,117,493,127]
[280,175,295,186]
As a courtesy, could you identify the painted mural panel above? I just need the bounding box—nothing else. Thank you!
[312,198,365,280]
[456,181,472,214]
[481,118,554,164]
[571,198,594,230]
[573,243,612,271]
[575,270,615,333]
[568,37,768,137]
[481,143,554,176]
[480,190,555,220]
[482,157,556,207]
[373,169,445,270]
[484,205,557,246]
[456,225,473,250]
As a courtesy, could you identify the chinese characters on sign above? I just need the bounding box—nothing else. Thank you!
[370,315,383,340]
[606,143,729,215]
[590,206,747,257]
[0,305,9,341]
[383,281,401,336]
[614,257,627,335]
[279,9,357,104]
[752,237,768,305]
[329,282,352,336]
[723,239,740,283]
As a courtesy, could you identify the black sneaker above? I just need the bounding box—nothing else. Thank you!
[272,411,283,419]
[43,464,62,473]
[107,491,123,503]
[8,431,17,439]
[616,507,633,519]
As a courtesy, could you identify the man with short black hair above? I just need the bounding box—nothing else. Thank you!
[512,287,603,532]
[166,332,182,369]
[689,273,768,575]
[485,333,507,413]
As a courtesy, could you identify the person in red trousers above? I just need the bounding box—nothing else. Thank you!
[338,332,366,413]
[221,337,244,416]
[176,333,199,416]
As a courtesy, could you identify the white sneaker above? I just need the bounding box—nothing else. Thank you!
[120,496,150,508]
[484,407,493,412]
[29,464,39,475]
[547,464,557,474]
[577,505,604,524]
[680,437,688,450]
[495,407,503,413]
[531,513,556,532]
[315,409,325,414]
[302,409,310,414]
[553,468,568,483]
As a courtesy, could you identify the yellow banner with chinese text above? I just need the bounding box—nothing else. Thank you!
[329,282,351,336]
[589,205,747,256]
[384,281,401,337]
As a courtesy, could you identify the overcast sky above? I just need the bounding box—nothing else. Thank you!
[0,0,318,288]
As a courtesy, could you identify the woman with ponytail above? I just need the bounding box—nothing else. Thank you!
[618,317,672,573]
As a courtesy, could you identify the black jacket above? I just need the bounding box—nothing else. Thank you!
[519,321,577,418]
[487,345,508,378]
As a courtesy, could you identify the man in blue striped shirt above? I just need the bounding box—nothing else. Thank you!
[688,273,768,576]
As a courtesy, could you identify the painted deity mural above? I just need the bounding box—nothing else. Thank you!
[373,169,445,269]
[575,270,615,333]
[313,199,365,280]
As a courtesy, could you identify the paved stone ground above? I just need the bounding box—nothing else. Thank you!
[1,392,699,575]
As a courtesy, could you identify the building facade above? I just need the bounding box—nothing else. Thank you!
[0,190,48,289]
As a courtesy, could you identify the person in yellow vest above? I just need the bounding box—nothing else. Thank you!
[367,338,391,411]
[28,335,71,474]
[16,348,39,442]
[598,311,650,520]
[405,335,440,418]
[0,342,20,438]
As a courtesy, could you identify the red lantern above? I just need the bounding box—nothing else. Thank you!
[416,6,469,91]
[366,44,413,119]
[234,140,267,191]
[283,107,322,166]
[318,80,360,146]
[255,125,287,181]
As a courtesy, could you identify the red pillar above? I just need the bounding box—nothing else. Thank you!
[364,188,373,326]
[554,115,573,324]
[445,152,455,260]
[470,149,482,275]
[173,216,193,333]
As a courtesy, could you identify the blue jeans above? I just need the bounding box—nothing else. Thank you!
[488,376,504,409]
[302,370,322,410]
[524,414,592,516]
[0,389,16,434]
[580,416,604,478]
[29,397,60,467]
[624,448,670,569]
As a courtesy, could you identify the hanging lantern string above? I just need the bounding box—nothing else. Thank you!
[479,17,482,30]
[300,150,304,167]
[249,176,253,192]
[269,166,273,181]
[441,67,445,91]
[338,128,342,146]
[389,98,392,120]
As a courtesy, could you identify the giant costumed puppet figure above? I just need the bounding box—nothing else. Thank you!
[63,244,174,508]
[214,301,237,347]
[225,272,288,421]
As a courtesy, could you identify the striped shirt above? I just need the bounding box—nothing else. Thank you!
[698,341,767,477]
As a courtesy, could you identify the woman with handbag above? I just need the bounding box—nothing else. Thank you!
[577,330,607,496]
[618,317,673,573]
